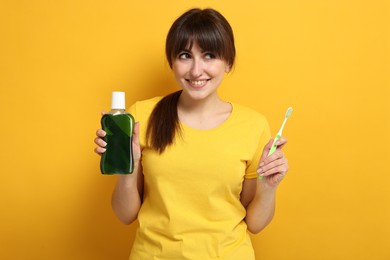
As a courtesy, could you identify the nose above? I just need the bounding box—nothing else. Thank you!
[190,58,203,78]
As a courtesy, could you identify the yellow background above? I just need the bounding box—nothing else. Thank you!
[0,0,389,259]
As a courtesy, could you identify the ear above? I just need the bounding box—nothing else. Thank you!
[225,64,232,73]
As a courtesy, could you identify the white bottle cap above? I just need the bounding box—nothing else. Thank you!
[111,91,126,109]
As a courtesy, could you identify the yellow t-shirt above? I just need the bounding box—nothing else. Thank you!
[128,97,270,260]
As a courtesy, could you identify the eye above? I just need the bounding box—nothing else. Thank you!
[204,52,216,59]
[178,52,191,59]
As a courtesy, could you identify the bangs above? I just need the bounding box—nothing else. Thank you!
[166,8,235,68]
[172,22,225,58]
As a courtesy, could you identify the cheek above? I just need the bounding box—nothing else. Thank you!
[172,63,187,77]
[208,62,228,75]
[171,68,182,81]
[209,67,227,79]
[172,67,186,86]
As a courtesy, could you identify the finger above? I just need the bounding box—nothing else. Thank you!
[258,138,274,167]
[259,157,288,176]
[94,137,107,147]
[101,110,107,116]
[261,149,285,167]
[262,164,288,179]
[94,146,106,155]
[276,136,288,150]
[96,129,106,138]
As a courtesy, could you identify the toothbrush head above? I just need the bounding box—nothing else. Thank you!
[285,107,293,119]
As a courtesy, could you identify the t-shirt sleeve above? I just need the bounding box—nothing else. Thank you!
[245,119,271,179]
[126,98,160,149]
[127,102,138,121]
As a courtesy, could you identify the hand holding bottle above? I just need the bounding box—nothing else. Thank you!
[95,92,136,174]
[94,119,141,168]
[94,118,108,155]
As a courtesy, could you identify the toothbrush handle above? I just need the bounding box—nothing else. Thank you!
[267,134,281,156]
[259,133,281,180]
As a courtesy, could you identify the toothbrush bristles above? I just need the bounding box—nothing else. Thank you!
[285,107,293,118]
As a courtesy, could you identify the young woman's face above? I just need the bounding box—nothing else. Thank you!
[172,42,230,101]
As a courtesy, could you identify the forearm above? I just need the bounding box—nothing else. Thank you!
[245,180,276,234]
[111,163,142,225]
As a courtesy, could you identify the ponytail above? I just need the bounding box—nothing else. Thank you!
[146,90,182,153]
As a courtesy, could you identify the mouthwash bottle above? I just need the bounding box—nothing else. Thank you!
[100,92,134,174]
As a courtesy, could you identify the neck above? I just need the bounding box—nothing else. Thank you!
[177,91,232,130]
[178,91,225,116]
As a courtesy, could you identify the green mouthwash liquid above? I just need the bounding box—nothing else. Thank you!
[100,92,134,174]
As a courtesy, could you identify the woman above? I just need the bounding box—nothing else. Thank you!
[94,8,289,259]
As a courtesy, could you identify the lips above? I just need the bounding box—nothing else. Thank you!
[186,79,210,88]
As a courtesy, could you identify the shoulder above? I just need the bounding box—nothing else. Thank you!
[127,96,162,115]
[231,103,269,127]
[129,96,162,112]
[229,103,271,140]
[127,96,163,123]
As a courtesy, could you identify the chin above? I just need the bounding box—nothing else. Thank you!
[184,89,215,101]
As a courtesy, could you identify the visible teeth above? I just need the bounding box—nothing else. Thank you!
[190,80,206,85]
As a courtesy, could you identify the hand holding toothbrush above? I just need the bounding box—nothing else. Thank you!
[257,136,289,187]
[257,107,292,187]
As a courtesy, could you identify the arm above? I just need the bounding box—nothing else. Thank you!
[111,161,143,225]
[244,179,276,234]
[244,137,289,234]
[95,121,143,225]
[111,122,143,225]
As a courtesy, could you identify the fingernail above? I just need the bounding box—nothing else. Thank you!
[276,140,281,145]
[257,168,262,173]
[259,162,265,167]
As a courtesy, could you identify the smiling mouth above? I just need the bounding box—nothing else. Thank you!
[186,79,210,88]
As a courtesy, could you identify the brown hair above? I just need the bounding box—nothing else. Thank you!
[146,8,236,153]
[166,8,236,68]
